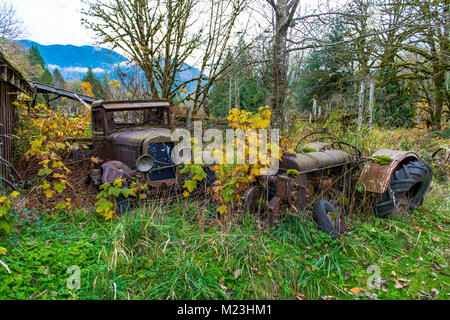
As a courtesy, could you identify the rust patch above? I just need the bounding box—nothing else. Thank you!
[359,149,419,194]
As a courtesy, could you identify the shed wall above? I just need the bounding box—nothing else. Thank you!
[0,81,17,183]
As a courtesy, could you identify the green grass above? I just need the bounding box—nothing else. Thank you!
[0,180,448,300]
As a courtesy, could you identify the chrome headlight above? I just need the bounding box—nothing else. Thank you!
[136,154,155,173]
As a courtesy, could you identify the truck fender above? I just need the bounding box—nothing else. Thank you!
[359,149,420,194]
[101,160,134,184]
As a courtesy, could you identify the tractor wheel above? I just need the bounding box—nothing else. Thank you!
[242,186,268,218]
[374,160,432,218]
[313,200,345,239]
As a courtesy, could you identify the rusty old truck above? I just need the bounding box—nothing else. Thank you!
[88,100,433,237]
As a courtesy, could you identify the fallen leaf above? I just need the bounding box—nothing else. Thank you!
[394,278,411,289]
[364,291,378,300]
[350,287,364,294]
[431,288,439,297]
[377,279,389,287]
[90,157,101,164]
[233,269,242,278]
[431,236,441,242]
[218,281,228,292]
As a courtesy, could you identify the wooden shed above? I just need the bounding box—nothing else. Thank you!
[0,51,32,187]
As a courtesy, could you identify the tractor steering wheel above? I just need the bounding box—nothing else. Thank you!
[331,141,362,159]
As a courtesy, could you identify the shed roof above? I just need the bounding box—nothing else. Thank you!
[0,51,32,93]
[30,82,98,105]
[93,100,170,111]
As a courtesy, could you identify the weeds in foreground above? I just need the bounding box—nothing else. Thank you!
[0,123,448,300]
[0,180,447,300]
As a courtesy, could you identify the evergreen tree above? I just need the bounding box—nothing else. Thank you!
[209,52,235,116]
[293,18,353,113]
[26,45,45,68]
[52,68,65,89]
[39,68,54,86]
[82,67,106,98]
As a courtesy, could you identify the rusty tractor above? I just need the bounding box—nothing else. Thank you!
[87,100,433,237]
[243,141,433,237]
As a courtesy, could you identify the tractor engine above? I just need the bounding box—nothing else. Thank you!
[243,148,354,225]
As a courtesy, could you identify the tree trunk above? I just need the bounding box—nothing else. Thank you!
[312,98,317,117]
[229,77,232,113]
[186,105,192,131]
[235,78,240,109]
[368,78,375,128]
[271,21,288,128]
[268,0,300,129]
[358,79,366,132]
[432,67,445,127]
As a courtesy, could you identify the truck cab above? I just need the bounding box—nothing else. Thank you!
[91,100,177,187]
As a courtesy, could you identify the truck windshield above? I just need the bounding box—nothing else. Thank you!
[108,107,168,128]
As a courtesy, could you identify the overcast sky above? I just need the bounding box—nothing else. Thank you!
[14,0,337,45]
[15,0,94,46]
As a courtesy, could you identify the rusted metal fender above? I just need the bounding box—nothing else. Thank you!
[359,149,420,194]
[101,160,134,184]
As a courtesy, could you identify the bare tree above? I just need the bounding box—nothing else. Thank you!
[266,0,300,128]
[186,0,250,125]
[255,0,343,127]
[401,0,449,126]
[0,1,23,45]
[82,0,199,100]
[369,0,448,127]
[82,0,248,123]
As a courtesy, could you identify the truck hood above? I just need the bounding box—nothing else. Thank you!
[107,128,173,147]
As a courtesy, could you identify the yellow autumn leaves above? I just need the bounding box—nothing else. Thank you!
[16,98,90,211]
[182,106,284,215]
[227,106,272,130]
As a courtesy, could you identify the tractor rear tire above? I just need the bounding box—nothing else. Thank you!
[373,160,432,218]
[314,200,345,239]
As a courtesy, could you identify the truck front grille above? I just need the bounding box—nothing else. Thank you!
[147,143,176,182]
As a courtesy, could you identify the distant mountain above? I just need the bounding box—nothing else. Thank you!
[16,40,201,91]
[17,40,128,81]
